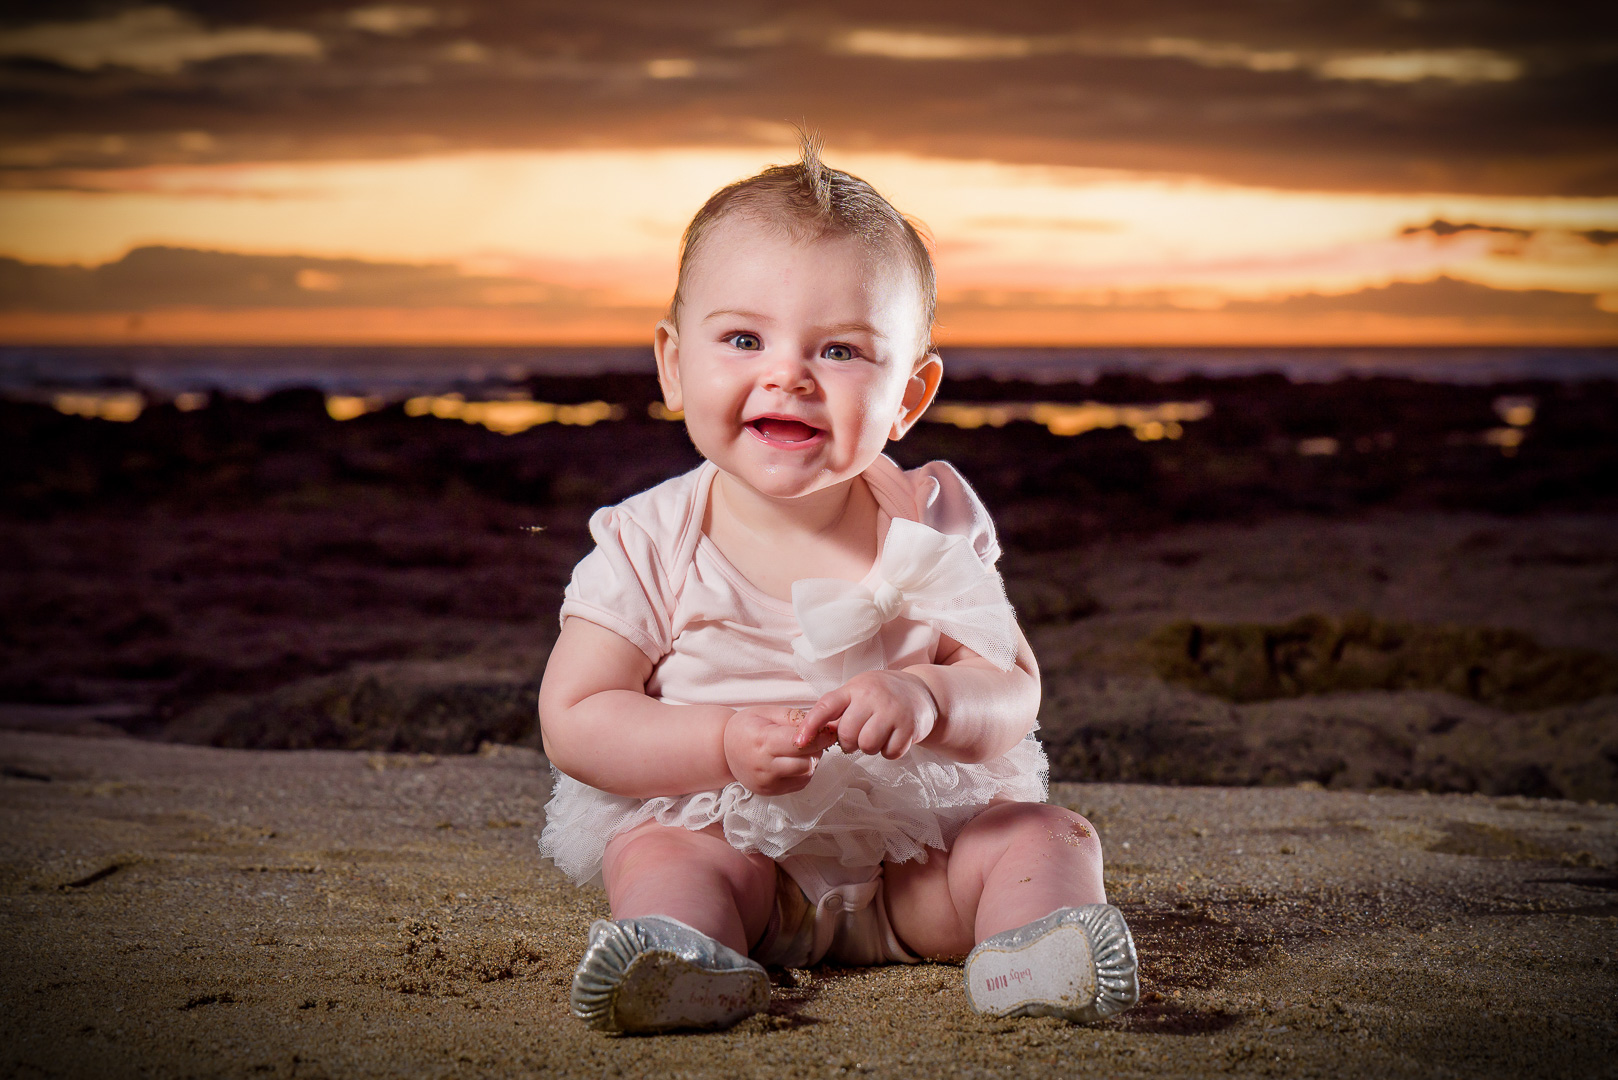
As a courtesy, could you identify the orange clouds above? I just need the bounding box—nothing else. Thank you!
[1,149,1614,346]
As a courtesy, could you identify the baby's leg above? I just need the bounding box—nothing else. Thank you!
[888,803,1134,1024]
[601,820,777,955]
[885,802,1105,957]
[575,822,777,1033]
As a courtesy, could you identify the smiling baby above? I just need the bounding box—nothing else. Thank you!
[537,136,1138,1034]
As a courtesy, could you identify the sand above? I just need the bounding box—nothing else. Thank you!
[4,730,1614,1079]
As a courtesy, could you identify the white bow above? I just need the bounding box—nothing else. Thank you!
[790,518,1019,694]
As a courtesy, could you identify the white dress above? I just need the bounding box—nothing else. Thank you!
[538,456,1048,886]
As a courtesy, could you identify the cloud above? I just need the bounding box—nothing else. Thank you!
[345,6,439,37]
[929,276,1618,345]
[1315,48,1522,83]
[0,246,599,312]
[830,29,1522,85]
[1401,219,1534,239]
[7,247,1609,327]
[1226,275,1618,324]
[962,217,1122,233]
[1384,220,1618,294]
[1129,37,1305,75]
[0,1,1611,198]
[5,149,1612,308]
[0,6,322,74]
[644,58,698,79]
[830,30,1036,61]
[936,274,1618,322]
[3,248,1613,346]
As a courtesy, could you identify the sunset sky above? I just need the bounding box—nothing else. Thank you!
[1,1,1615,346]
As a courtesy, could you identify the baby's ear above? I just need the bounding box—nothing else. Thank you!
[891,352,943,440]
[653,319,684,413]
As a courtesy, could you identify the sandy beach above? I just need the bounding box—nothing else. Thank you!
[3,730,1615,1079]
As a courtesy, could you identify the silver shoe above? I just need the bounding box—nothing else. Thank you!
[569,916,770,1033]
[963,905,1139,1024]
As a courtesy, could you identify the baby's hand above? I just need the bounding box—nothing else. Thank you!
[724,706,837,796]
[796,670,939,760]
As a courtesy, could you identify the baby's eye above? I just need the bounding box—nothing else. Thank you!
[822,343,856,362]
[727,333,762,351]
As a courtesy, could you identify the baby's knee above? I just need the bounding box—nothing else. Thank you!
[602,823,768,889]
[604,823,698,877]
[966,802,1100,852]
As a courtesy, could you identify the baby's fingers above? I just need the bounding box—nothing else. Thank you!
[771,715,834,758]
[760,751,821,795]
[795,693,848,748]
[856,715,894,756]
[773,753,816,778]
[798,723,838,755]
[881,727,912,760]
[835,703,876,754]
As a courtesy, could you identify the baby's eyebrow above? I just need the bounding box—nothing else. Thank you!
[820,321,887,340]
[702,307,769,324]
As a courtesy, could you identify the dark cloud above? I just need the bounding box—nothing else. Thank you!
[6,249,1613,345]
[1228,276,1618,325]
[0,1,1614,194]
[939,275,1618,324]
[1401,219,1533,239]
[0,245,593,311]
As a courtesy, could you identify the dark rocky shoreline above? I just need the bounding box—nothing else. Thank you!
[4,374,1615,797]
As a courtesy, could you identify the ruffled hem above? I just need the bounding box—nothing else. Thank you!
[538,739,1049,886]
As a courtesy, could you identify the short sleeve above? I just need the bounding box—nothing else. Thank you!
[559,506,675,663]
[913,460,1002,569]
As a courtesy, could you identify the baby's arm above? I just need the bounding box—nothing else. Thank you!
[796,625,1040,765]
[539,616,835,798]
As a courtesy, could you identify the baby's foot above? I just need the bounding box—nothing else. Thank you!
[569,915,770,1033]
[962,905,1139,1024]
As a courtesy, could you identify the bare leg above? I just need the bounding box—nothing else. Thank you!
[886,802,1107,959]
[600,820,778,955]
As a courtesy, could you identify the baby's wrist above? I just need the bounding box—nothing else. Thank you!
[718,707,743,780]
[905,670,941,744]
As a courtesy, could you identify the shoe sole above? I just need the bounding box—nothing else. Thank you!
[607,949,770,1033]
[965,922,1097,1018]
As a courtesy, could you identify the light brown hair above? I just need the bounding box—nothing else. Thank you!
[667,131,937,354]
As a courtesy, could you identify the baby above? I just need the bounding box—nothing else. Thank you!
[537,138,1138,1034]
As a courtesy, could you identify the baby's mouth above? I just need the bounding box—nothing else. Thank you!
[747,416,822,444]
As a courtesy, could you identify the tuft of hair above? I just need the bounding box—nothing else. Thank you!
[799,129,833,219]
[668,130,936,354]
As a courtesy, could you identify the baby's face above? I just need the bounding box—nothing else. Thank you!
[656,216,936,503]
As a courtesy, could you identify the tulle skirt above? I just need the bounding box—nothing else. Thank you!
[539,738,1049,886]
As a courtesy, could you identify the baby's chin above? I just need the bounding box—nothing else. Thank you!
[715,455,872,503]
[725,468,841,501]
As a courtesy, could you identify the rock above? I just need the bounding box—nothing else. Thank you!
[1005,574,1103,624]
[1038,672,1618,802]
[1144,613,1618,711]
[167,662,539,754]
[1002,556,1103,624]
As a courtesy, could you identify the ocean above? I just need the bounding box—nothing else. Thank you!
[4,345,1618,401]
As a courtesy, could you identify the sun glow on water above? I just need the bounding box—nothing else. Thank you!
[52,390,143,421]
[927,400,1211,439]
[395,395,624,434]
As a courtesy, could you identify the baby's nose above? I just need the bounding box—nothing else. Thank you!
[761,355,815,394]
